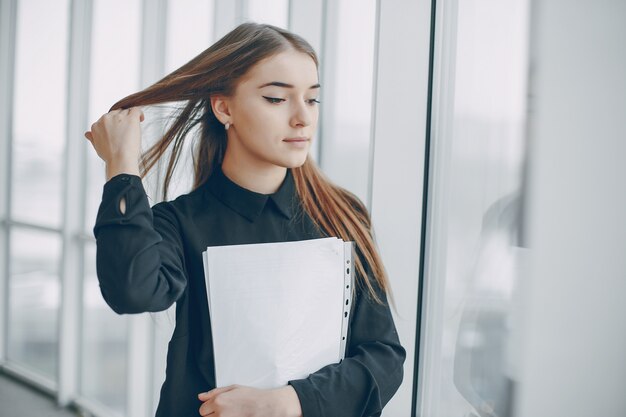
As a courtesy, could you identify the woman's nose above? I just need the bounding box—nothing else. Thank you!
[290,101,313,127]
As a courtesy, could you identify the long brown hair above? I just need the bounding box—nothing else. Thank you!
[110,22,393,306]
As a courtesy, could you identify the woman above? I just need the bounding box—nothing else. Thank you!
[85,22,405,417]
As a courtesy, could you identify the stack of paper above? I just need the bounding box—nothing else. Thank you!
[202,237,355,389]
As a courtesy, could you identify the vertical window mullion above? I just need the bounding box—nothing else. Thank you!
[0,0,17,368]
[213,0,240,40]
[288,0,324,163]
[317,0,378,207]
[58,0,93,406]
[125,2,168,417]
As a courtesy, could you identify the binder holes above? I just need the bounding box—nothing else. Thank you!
[342,336,345,340]
[344,312,348,318]
[346,267,350,274]
[345,299,349,305]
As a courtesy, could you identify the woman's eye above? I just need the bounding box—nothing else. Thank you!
[307,99,321,105]
[263,96,285,104]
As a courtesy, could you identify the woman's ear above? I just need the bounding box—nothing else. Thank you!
[210,95,232,125]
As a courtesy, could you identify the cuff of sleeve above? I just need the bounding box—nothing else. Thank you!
[93,174,148,237]
[288,379,322,417]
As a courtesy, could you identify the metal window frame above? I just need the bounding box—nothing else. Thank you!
[1,0,67,393]
[1,361,57,394]
[317,0,335,172]
[123,3,168,417]
[0,0,17,369]
[412,0,459,414]
[316,0,382,207]
[58,0,93,407]
[213,0,245,40]
[288,0,324,163]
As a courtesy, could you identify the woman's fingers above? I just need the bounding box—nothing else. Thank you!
[84,131,93,141]
[198,384,237,401]
[128,106,145,122]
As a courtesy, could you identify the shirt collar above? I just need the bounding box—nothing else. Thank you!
[206,165,296,222]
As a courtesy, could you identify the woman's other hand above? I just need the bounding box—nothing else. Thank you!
[197,385,302,417]
[84,107,144,181]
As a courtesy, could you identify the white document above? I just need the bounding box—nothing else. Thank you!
[202,237,355,389]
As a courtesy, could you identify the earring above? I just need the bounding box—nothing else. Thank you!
[225,122,230,131]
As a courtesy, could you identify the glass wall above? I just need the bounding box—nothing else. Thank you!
[5,0,69,385]
[85,0,142,229]
[417,0,531,416]
[81,243,128,414]
[246,0,289,28]
[78,1,142,413]
[164,0,214,74]
[0,1,422,416]
[10,0,68,228]
[319,0,378,206]
[8,229,61,380]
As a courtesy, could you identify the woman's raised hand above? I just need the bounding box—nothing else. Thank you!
[85,107,144,181]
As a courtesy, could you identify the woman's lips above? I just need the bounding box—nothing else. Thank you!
[283,138,309,148]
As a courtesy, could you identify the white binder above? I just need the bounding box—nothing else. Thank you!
[201,237,355,389]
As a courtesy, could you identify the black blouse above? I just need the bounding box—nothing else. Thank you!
[93,165,405,417]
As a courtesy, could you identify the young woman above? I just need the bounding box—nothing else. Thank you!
[85,22,405,417]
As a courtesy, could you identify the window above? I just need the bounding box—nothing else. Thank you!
[319,0,377,206]
[246,0,289,28]
[8,229,61,381]
[80,0,141,413]
[80,243,128,414]
[417,1,531,415]
[4,0,69,386]
[11,0,68,227]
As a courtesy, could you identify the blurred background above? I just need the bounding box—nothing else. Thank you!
[0,0,624,416]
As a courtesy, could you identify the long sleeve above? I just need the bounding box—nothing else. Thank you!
[93,173,188,314]
[287,262,406,417]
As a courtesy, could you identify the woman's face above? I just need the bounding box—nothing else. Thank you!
[216,49,320,170]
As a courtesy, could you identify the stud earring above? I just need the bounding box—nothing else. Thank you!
[225,122,230,130]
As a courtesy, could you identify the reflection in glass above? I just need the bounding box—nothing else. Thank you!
[81,243,128,414]
[320,0,376,204]
[85,0,142,231]
[451,194,524,417]
[420,1,530,416]
[8,228,61,381]
[11,0,69,227]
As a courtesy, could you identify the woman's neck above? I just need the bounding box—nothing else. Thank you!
[221,154,287,195]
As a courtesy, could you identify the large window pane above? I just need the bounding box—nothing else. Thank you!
[81,243,128,414]
[418,1,530,416]
[165,0,214,74]
[246,0,289,28]
[11,0,69,227]
[154,0,215,201]
[320,0,377,204]
[85,0,141,232]
[7,228,61,381]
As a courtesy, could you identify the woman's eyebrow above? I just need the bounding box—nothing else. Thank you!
[258,81,321,89]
